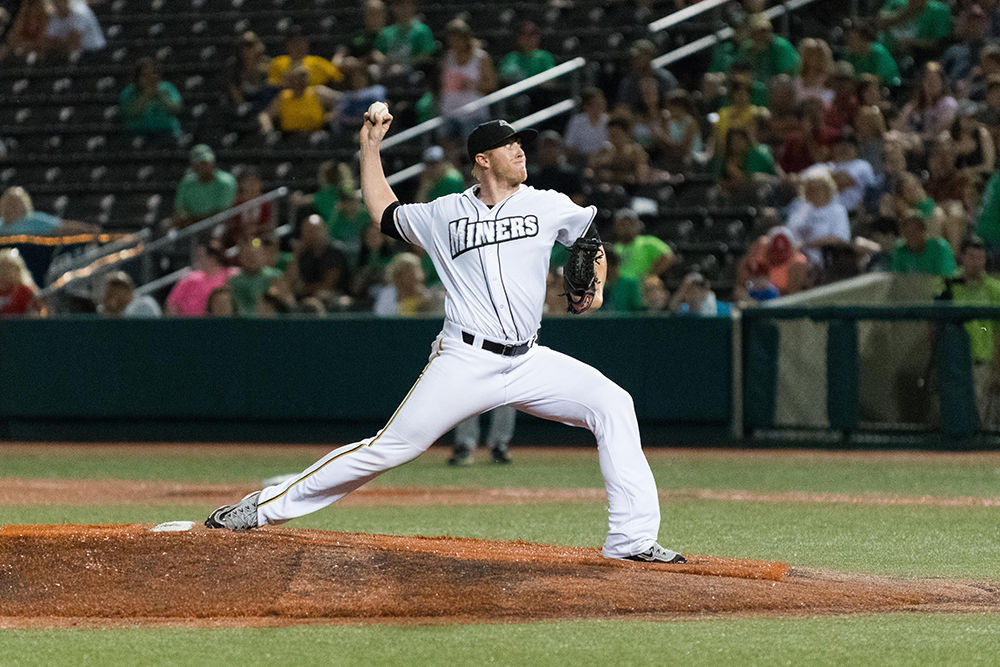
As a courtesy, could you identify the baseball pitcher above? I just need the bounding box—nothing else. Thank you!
[206,102,685,564]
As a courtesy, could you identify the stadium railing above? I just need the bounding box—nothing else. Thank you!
[39,187,289,307]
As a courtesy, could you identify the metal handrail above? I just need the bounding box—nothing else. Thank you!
[131,221,296,298]
[134,266,190,298]
[39,187,288,298]
[142,187,287,254]
[384,99,577,187]
[42,229,151,284]
[648,0,730,33]
[380,57,586,152]
[653,0,822,69]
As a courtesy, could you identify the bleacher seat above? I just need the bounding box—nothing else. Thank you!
[0,0,776,301]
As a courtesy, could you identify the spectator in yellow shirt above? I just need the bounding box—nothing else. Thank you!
[711,76,768,156]
[950,236,1000,425]
[259,66,337,134]
[267,25,343,88]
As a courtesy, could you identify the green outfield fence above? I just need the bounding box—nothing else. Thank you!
[3,307,998,448]
[0,314,732,444]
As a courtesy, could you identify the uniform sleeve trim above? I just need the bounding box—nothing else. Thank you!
[380,201,403,241]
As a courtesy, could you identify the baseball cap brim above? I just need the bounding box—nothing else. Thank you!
[467,121,538,161]
[489,128,537,152]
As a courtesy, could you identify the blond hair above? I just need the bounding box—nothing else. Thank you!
[385,251,423,284]
[470,159,486,183]
[798,38,833,79]
[0,186,34,219]
[0,248,38,290]
[799,167,837,198]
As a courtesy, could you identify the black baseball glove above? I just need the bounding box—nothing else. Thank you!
[563,237,604,314]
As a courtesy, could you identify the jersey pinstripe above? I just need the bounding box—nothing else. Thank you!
[393,184,596,342]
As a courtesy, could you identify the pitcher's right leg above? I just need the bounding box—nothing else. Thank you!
[505,346,663,559]
[253,338,505,526]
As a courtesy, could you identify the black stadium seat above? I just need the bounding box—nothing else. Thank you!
[3,0,834,304]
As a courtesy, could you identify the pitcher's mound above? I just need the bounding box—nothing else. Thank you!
[1,524,997,627]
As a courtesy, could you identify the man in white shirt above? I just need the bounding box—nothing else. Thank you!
[827,137,878,214]
[45,0,106,54]
[99,272,162,318]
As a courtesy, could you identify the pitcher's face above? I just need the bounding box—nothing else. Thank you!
[486,140,527,185]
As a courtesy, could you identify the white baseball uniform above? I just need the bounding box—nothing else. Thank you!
[256,184,663,558]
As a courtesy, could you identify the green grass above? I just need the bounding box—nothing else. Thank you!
[4,445,1000,498]
[4,614,1000,667]
[654,452,1000,498]
[2,444,998,664]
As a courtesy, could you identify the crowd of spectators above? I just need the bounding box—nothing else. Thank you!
[6,0,1000,320]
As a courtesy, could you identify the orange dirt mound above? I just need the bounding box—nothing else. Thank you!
[2,524,998,627]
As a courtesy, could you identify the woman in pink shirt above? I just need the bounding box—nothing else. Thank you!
[165,241,239,316]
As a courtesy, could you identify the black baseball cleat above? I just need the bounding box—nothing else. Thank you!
[205,491,261,531]
[447,447,474,466]
[623,543,687,564]
[490,447,512,464]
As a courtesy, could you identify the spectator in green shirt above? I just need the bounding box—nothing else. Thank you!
[877,0,952,58]
[119,57,182,140]
[290,161,371,264]
[713,127,779,206]
[329,192,371,263]
[498,20,557,116]
[499,20,555,85]
[228,237,284,315]
[415,145,465,202]
[974,168,1000,246]
[845,22,901,88]
[171,144,237,230]
[950,235,1000,422]
[291,160,356,234]
[890,211,958,276]
[736,14,800,83]
[612,208,675,281]
[601,245,644,312]
[374,0,436,77]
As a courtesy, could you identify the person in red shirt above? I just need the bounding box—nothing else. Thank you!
[223,168,274,248]
[773,107,823,174]
[735,226,810,303]
[823,62,859,138]
[0,249,39,316]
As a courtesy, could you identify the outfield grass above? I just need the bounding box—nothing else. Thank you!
[5,614,1000,667]
[3,445,1000,498]
[2,444,997,664]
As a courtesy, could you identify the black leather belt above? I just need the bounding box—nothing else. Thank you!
[462,331,533,356]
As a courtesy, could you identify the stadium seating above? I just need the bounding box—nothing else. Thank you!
[1,0,842,297]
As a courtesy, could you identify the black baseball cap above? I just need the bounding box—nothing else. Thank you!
[467,120,537,162]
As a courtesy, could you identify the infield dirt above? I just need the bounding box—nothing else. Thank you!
[2,523,998,628]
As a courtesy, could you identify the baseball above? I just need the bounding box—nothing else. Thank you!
[367,101,388,124]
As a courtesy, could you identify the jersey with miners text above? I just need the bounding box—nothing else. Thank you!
[393,185,595,342]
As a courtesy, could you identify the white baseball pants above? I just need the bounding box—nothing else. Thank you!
[256,324,662,558]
